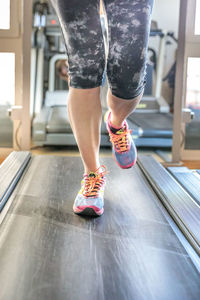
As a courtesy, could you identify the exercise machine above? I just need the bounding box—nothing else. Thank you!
[0,105,13,147]
[32,2,110,146]
[0,151,200,299]
[127,30,178,148]
[31,1,177,148]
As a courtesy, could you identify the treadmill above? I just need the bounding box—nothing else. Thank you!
[0,151,200,300]
[31,2,174,148]
[32,9,110,147]
[127,29,176,148]
[128,111,173,148]
[0,105,13,147]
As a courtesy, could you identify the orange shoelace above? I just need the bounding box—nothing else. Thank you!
[81,165,107,198]
[110,128,132,152]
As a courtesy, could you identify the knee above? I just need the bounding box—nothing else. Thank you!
[108,76,146,100]
[107,59,147,100]
[68,57,105,90]
[68,70,104,90]
[69,85,101,97]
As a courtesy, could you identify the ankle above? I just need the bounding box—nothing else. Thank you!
[84,168,99,175]
[84,165,100,175]
[109,117,124,129]
[108,114,125,134]
[84,164,107,176]
[107,111,124,128]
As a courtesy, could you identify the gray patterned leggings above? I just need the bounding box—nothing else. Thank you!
[50,0,154,99]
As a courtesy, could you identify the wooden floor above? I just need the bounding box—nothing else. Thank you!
[183,160,200,169]
[1,146,200,169]
[0,148,13,165]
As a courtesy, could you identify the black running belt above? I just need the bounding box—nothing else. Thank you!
[0,156,200,300]
[128,112,173,131]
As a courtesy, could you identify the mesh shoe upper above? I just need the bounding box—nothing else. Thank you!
[105,111,137,168]
[73,165,107,215]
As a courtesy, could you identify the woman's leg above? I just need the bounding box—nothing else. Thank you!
[67,87,102,174]
[107,89,143,128]
[50,0,105,173]
[102,0,154,169]
[103,0,154,123]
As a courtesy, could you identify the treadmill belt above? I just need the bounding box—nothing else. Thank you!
[0,156,200,300]
[128,112,173,130]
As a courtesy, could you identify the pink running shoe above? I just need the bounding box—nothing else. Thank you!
[73,165,107,216]
[105,111,137,169]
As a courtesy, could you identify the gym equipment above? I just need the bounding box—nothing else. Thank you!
[0,151,200,299]
[0,105,13,147]
[167,166,200,206]
[185,108,200,150]
[31,1,177,148]
[32,4,110,146]
[127,30,178,148]
[32,58,109,146]
[31,2,199,150]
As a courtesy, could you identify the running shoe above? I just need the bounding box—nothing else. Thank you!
[73,165,107,216]
[105,111,137,169]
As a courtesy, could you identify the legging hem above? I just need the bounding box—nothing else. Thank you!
[69,82,103,90]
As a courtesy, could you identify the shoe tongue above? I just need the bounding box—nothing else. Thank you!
[116,125,126,135]
[88,172,97,178]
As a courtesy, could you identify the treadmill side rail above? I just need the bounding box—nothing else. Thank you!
[0,151,31,212]
[167,167,200,206]
[138,154,200,256]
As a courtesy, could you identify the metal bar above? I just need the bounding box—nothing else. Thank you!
[34,48,44,114]
[172,0,188,162]
[0,151,31,212]
[167,167,200,206]
[138,154,200,255]
[20,0,33,150]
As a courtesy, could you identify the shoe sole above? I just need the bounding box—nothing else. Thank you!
[73,206,104,217]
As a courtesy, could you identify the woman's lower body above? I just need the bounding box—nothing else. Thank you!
[50,0,154,216]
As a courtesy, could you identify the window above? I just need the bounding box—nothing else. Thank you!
[0,53,15,105]
[186,57,200,109]
[195,0,200,35]
[0,1,10,30]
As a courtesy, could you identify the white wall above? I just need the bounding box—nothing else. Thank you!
[149,0,180,105]
[152,0,180,36]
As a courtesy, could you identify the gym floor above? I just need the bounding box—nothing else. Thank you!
[30,146,163,162]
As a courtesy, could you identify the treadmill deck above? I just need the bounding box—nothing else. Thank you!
[0,156,199,300]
